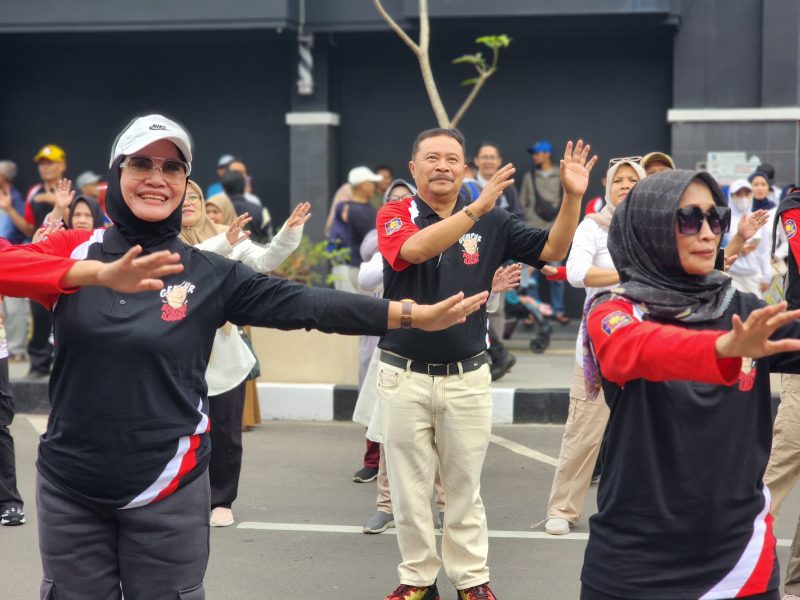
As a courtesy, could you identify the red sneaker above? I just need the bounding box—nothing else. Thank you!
[457,583,497,600]
[384,583,440,600]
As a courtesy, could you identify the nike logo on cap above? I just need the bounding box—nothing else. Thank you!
[149,124,167,130]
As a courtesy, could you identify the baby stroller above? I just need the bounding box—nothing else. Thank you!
[503,289,553,353]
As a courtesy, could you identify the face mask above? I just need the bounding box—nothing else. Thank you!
[731,196,752,213]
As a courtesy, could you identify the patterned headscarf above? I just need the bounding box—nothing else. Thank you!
[582,169,734,399]
[179,180,227,246]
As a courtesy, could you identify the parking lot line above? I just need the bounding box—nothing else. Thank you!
[489,433,559,467]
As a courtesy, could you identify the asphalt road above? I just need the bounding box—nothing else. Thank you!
[3,419,800,599]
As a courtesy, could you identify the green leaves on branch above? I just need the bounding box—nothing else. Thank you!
[453,34,511,87]
[476,35,511,50]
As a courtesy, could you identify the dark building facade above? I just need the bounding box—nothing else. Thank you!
[1,0,797,248]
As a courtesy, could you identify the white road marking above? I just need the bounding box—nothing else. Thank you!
[236,522,794,546]
[238,521,588,540]
[25,415,48,435]
[490,433,559,467]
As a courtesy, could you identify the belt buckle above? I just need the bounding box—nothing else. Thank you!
[427,362,443,376]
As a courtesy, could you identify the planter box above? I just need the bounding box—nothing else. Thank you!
[249,327,361,385]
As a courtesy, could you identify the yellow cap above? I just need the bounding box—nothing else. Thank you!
[33,144,66,163]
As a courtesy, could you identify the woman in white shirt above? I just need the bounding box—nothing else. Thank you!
[179,180,310,527]
[726,179,773,298]
[544,158,645,536]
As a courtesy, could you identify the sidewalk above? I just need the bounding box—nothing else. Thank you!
[10,320,778,424]
[7,322,581,423]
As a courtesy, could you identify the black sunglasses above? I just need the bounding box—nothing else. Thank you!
[675,205,731,235]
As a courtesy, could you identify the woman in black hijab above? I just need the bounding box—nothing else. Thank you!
[580,169,800,600]
[66,194,105,231]
[0,114,487,599]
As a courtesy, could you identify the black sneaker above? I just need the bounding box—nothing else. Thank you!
[490,354,516,382]
[353,466,378,483]
[1,506,26,526]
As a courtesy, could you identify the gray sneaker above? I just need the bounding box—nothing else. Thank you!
[363,511,395,534]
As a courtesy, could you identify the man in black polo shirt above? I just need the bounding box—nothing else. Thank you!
[376,128,596,600]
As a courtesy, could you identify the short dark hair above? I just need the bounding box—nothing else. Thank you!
[411,128,466,160]
[222,170,246,196]
[475,141,501,158]
[374,164,393,175]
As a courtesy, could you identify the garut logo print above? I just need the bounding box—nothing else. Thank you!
[738,357,757,392]
[160,281,196,322]
[459,232,481,265]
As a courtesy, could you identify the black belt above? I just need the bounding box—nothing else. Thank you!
[380,351,487,377]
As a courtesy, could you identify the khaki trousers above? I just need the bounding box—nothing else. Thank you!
[376,444,446,515]
[764,373,800,593]
[379,357,492,589]
[546,362,610,523]
[764,373,800,516]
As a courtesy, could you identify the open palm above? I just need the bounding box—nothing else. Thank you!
[560,140,597,197]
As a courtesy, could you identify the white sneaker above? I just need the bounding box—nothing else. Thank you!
[210,506,235,527]
[545,517,571,535]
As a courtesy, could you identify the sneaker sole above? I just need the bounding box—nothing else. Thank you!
[353,475,378,483]
[210,518,234,527]
[1,518,26,526]
[363,519,395,534]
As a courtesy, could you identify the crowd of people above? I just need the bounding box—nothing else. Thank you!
[1,114,800,600]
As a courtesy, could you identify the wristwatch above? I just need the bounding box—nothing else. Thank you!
[463,206,480,223]
[400,299,416,328]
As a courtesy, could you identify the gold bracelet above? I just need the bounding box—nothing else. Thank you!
[463,206,480,223]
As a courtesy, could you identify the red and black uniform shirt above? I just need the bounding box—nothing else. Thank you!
[779,206,800,309]
[0,228,388,509]
[582,292,798,598]
[377,195,549,363]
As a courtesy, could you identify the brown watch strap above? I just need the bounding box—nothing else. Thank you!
[400,300,413,329]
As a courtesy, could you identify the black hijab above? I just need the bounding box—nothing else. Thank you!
[104,155,186,250]
[601,169,734,323]
[582,170,734,400]
[67,195,104,230]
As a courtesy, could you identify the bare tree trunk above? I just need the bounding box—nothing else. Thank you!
[374,0,451,127]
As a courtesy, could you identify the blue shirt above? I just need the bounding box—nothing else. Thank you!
[0,186,29,244]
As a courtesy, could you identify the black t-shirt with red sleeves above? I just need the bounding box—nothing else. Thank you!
[0,228,390,508]
[376,194,548,363]
[582,292,800,599]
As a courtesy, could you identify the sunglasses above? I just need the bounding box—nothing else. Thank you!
[608,156,642,169]
[675,205,731,235]
[120,155,191,184]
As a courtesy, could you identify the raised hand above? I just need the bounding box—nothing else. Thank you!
[226,213,252,247]
[415,290,489,331]
[560,140,598,198]
[55,178,75,209]
[286,202,312,228]
[715,302,800,359]
[492,263,522,293]
[96,246,184,293]
[472,163,516,216]
[738,209,769,241]
[33,219,64,243]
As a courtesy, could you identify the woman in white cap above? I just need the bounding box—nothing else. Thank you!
[0,114,488,599]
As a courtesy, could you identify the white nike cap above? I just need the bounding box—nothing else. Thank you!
[109,114,193,171]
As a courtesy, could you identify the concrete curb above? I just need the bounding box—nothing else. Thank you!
[257,383,571,424]
[12,380,783,425]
